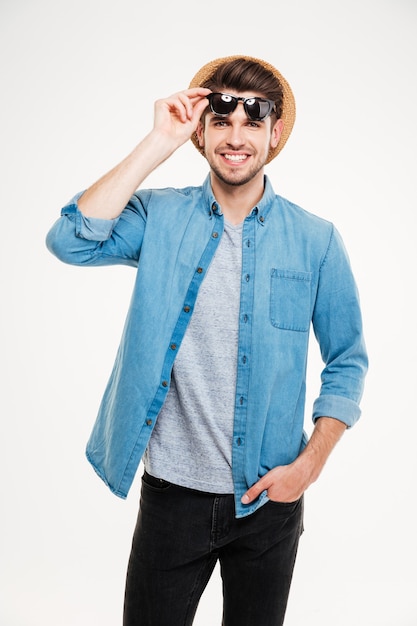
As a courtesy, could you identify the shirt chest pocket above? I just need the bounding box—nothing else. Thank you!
[270,269,313,332]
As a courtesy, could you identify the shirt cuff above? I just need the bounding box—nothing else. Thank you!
[61,191,119,241]
[312,394,362,429]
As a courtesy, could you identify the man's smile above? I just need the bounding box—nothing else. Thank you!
[222,153,249,162]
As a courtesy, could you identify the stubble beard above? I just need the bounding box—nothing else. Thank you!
[206,151,268,188]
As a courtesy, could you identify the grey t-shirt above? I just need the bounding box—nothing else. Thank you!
[144,220,243,493]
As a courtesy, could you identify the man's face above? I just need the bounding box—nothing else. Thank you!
[196,91,283,188]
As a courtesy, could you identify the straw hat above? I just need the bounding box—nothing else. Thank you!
[188,54,296,163]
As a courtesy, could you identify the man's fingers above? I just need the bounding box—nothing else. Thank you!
[176,89,210,120]
[241,478,269,504]
[183,87,212,98]
[156,89,210,124]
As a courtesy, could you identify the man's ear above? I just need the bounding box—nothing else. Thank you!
[196,120,205,148]
[270,118,284,149]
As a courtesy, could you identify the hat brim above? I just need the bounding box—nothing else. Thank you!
[188,55,296,164]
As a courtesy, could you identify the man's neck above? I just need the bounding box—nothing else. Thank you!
[210,172,265,225]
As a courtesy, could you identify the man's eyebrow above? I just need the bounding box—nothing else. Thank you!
[208,113,265,123]
[208,114,228,121]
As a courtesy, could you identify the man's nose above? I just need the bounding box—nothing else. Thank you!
[225,110,247,147]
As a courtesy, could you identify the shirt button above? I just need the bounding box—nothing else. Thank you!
[197,267,203,274]
[242,356,247,364]
[239,397,244,405]
[183,305,190,313]
[170,343,177,350]
[237,437,242,446]
[146,419,152,426]
[212,232,219,238]
[259,216,265,223]
[162,380,168,387]
[243,314,248,323]
[245,274,250,282]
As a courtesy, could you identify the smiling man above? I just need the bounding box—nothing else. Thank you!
[46,55,368,626]
[197,92,281,194]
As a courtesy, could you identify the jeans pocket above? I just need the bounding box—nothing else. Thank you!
[267,496,304,530]
[267,498,300,509]
[142,471,172,492]
[270,268,312,331]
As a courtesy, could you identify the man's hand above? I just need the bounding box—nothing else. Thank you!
[241,417,347,505]
[241,462,310,505]
[152,88,211,152]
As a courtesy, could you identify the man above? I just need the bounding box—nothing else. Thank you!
[46,55,368,625]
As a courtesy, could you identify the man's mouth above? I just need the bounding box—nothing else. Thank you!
[223,153,249,162]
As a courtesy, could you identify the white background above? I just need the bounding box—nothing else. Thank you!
[1,1,416,624]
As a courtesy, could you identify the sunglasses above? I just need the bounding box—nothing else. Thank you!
[207,92,276,121]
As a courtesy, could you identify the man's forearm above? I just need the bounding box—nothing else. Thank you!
[78,131,177,220]
[296,416,347,485]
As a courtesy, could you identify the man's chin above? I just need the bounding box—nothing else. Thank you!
[211,165,262,188]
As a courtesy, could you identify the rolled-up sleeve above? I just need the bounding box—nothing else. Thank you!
[312,225,368,428]
[46,191,148,268]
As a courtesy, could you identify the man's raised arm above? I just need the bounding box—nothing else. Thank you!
[78,88,210,220]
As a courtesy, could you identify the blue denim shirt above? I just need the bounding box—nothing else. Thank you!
[46,175,367,518]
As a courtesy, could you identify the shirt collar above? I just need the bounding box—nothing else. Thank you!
[202,174,275,224]
[202,175,221,218]
[255,175,275,224]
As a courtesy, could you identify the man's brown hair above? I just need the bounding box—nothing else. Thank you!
[200,58,284,121]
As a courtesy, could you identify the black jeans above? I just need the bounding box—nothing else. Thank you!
[123,472,304,626]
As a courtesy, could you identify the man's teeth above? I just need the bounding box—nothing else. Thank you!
[224,154,248,161]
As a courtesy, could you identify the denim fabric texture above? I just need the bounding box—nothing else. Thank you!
[123,472,304,626]
[46,175,368,518]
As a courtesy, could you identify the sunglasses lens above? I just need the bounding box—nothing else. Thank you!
[244,98,272,121]
[209,93,237,116]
